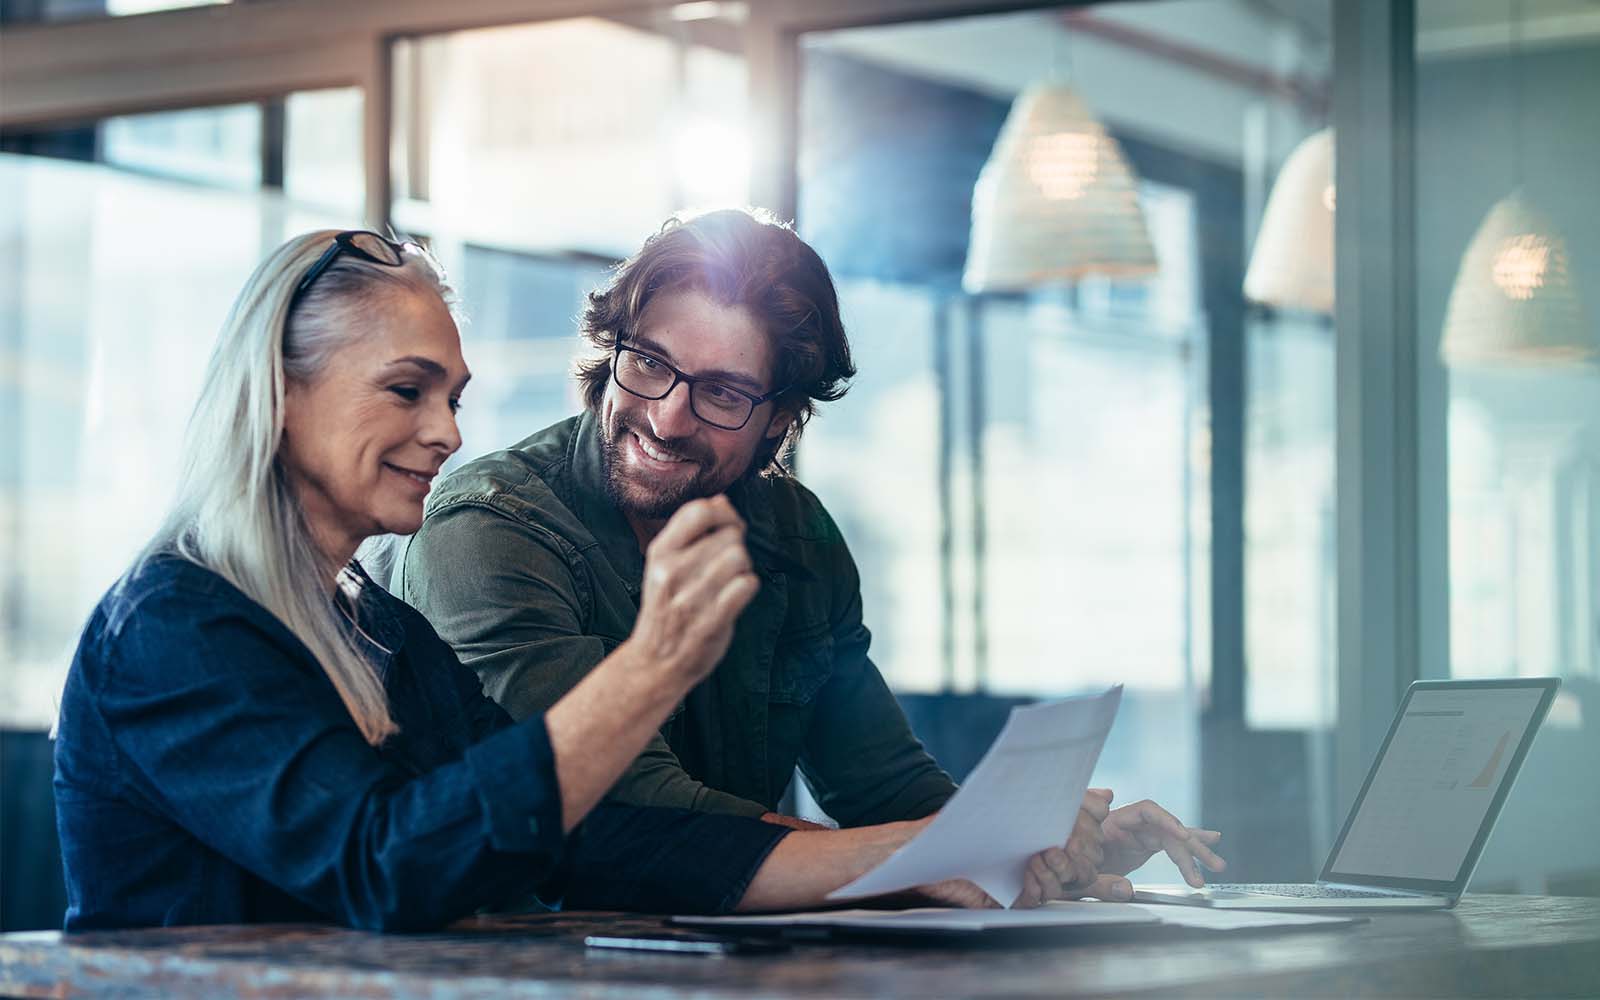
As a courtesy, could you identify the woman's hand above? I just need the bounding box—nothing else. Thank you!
[628,496,760,689]
[547,495,758,834]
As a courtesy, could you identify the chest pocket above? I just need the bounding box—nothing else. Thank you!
[770,632,834,705]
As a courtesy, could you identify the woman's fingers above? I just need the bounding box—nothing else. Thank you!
[633,498,763,683]
[646,495,741,557]
[670,531,757,621]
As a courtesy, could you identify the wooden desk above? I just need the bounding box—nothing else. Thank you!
[2,896,1596,998]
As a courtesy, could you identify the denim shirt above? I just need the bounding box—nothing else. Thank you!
[399,412,956,827]
[53,555,784,932]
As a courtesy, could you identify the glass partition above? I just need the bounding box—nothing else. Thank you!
[0,0,225,25]
[797,0,1334,883]
[1416,0,1600,894]
[0,96,359,728]
[389,15,750,467]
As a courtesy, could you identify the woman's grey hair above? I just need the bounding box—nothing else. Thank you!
[135,229,454,745]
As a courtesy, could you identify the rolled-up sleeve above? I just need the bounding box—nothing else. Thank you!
[100,589,567,932]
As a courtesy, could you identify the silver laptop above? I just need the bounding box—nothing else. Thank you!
[1135,677,1560,911]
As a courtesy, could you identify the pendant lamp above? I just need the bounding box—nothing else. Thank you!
[962,82,1156,293]
[1243,128,1334,313]
[1440,192,1593,365]
[1440,0,1594,367]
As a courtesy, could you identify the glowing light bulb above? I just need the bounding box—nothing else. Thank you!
[1026,131,1100,201]
[1491,233,1552,301]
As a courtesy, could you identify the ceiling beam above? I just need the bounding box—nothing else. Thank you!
[1,0,1087,130]
[0,0,651,129]
[1061,8,1329,116]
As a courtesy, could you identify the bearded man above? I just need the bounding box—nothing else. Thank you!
[400,209,1223,893]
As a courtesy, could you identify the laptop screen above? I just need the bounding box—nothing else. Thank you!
[1325,683,1551,884]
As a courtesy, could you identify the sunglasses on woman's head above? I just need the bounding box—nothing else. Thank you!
[289,231,413,309]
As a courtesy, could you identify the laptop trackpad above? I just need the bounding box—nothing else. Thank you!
[1135,885,1254,901]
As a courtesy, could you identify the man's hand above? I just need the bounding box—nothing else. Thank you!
[1013,787,1133,906]
[630,496,760,688]
[1099,798,1226,888]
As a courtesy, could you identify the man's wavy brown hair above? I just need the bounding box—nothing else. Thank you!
[575,208,855,475]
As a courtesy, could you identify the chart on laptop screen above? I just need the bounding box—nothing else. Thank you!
[1327,688,1546,882]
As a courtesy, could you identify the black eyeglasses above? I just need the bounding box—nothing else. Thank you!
[290,231,412,309]
[612,345,786,431]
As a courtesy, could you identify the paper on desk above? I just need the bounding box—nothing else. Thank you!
[676,901,1353,935]
[828,685,1122,907]
[1110,903,1360,931]
[678,901,1159,933]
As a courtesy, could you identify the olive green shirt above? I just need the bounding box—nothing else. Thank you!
[397,412,956,826]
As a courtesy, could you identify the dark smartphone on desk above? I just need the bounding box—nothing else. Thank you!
[584,932,790,956]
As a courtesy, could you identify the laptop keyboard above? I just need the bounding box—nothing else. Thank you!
[1210,883,1400,899]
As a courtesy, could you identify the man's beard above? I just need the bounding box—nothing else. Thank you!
[600,414,724,521]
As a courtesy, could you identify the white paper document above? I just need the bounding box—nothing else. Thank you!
[1113,903,1359,931]
[681,901,1159,934]
[675,901,1357,936]
[827,685,1123,907]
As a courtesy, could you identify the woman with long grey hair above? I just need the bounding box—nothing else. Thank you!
[53,229,1108,932]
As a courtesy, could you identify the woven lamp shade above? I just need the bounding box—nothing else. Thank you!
[1244,128,1334,313]
[1441,192,1594,366]
[962,83,1157,293]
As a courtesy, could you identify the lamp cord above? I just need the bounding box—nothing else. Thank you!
[1512,0,1524,192]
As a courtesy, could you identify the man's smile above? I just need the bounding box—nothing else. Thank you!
[630,431,693,466]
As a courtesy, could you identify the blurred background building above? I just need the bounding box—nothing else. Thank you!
[3,0,1598,930]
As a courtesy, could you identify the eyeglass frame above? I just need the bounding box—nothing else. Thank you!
[289,230,413,310]
[611,343,792,431]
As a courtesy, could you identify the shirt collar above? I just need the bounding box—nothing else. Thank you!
[340,560,407,673]
[570,409,647,588]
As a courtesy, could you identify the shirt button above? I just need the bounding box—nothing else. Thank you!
[528,817,540,836]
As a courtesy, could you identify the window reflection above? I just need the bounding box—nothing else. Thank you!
[101,104,260,189]
[386,15,751,475]
[1418,0,1600,893]
[0,96,356,727]
[391,17,747,258]
[0,0,224,25]
[799,1,1333,882]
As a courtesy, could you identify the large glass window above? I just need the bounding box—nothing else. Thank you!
[798,1,1333,883]
[0,0,225,25]
[0,96,360,728]
[389,15,749,468]
[1417,0,1600,894]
